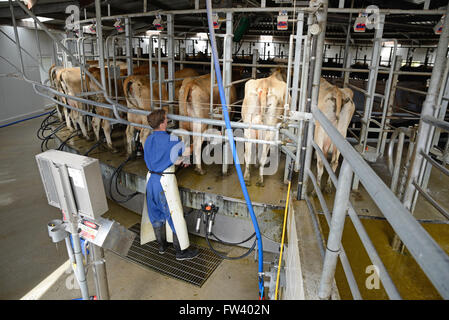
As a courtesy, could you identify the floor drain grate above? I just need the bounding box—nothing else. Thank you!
[124,224,223,287]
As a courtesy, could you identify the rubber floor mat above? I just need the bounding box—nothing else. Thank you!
[124,224,223,287]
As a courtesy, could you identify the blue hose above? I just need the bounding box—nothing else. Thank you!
[205,0,264,299]
[0,110,52,129]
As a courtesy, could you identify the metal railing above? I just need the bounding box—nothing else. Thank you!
[306,106,449,300]
[299,0,449,300]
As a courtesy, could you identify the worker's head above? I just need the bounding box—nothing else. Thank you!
[148,109,167,131]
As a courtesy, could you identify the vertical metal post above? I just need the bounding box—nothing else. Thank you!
[290,12,305,113]
[252,49,258,79]
[125,18,133,75]
[342,0,354,85]
[379,55,402,155]
[158,33,163,109]
[318,159,353,300]
[402,4,449,215]
[377,40,397,156]
[343,49,352,88]
[223,12,233,175]
[53,164,89,300]
[167,14,175,112]
[95,0,106,89]
[91,244,110,300]
[358,14,385,161]
[391,131,405,194]
[299,0,328,200]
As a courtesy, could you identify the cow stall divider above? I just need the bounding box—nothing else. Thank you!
[5,0,449,300]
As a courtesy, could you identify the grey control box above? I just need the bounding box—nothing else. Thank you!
[36,150,108,220]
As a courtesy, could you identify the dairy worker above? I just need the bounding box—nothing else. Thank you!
[141,109,199,260]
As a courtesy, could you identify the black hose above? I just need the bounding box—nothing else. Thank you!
[204,215,257,260]
[83,139,103,156]
[109,155,140,203]
[57,129,80,151]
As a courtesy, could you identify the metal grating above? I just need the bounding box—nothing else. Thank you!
[124,224,223,287]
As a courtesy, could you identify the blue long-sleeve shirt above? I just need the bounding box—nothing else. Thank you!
[144,131,185,230]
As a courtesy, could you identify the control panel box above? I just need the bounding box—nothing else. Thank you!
[36,150,108,220]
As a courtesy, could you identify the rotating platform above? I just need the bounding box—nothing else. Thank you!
[52,124,292,253]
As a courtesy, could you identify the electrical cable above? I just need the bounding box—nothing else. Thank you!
[205,0,265,299]
[274,161,294,300]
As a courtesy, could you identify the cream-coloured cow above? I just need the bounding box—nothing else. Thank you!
[124,68,199,155]
[314,78,355,193]
[84,66,129,152]
[178,72,237,175]
[241,69,288,186]
[58,67,91,140]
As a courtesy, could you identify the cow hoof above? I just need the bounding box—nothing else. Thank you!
[110,147,119,154]
[194,168,206,176]
[310,189,317,198]
[244,178,251,186]
[255,180,264,187]
[324,184,333,194]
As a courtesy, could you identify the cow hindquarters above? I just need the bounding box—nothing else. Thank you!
[326,100,355,192]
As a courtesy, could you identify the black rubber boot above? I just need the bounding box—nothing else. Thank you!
[154,226,168,254]
[173,233,199,261]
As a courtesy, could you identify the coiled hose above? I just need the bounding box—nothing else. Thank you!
[205,0,264,299]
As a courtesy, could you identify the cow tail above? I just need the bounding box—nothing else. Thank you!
[259,88,268,115]
[124,79,139,110]
[179,81,193,116]
[335,88,342,120]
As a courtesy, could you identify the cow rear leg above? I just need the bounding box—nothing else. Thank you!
[103,120,118,153]
[126,125,135,156]
[64,108,74,131]
[56,105,64,122]
[325,147,340,194]
[193,135,205,175]
[92,116,101,142]
[244,128,256,185]
[256,131,272,187]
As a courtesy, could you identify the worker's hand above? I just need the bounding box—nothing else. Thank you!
[181,162,190,168]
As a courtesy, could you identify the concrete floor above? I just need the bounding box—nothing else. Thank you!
[0,116,269,300]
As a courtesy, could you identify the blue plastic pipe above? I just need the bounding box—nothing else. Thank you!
[0,111,52,129]
[205,0,264,299]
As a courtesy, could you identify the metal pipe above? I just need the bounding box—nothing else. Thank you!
[422,115,449,132]
[306,168,362,300]
[311,139,402,298]
[95,0,107,90]
[313,105,449,299]
[90,244,110,300]
[359,15,385,157]
[395,85,428,96]
[420,151,449,178]
[412,181,449,220]
[9,0,25,76]
[57,165,89,300]
[77,7,446,24]
[318,159,354,300]
[299,0,328,200]
[403,4,449,216]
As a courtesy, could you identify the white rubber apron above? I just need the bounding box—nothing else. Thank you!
[140,165,190,250]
